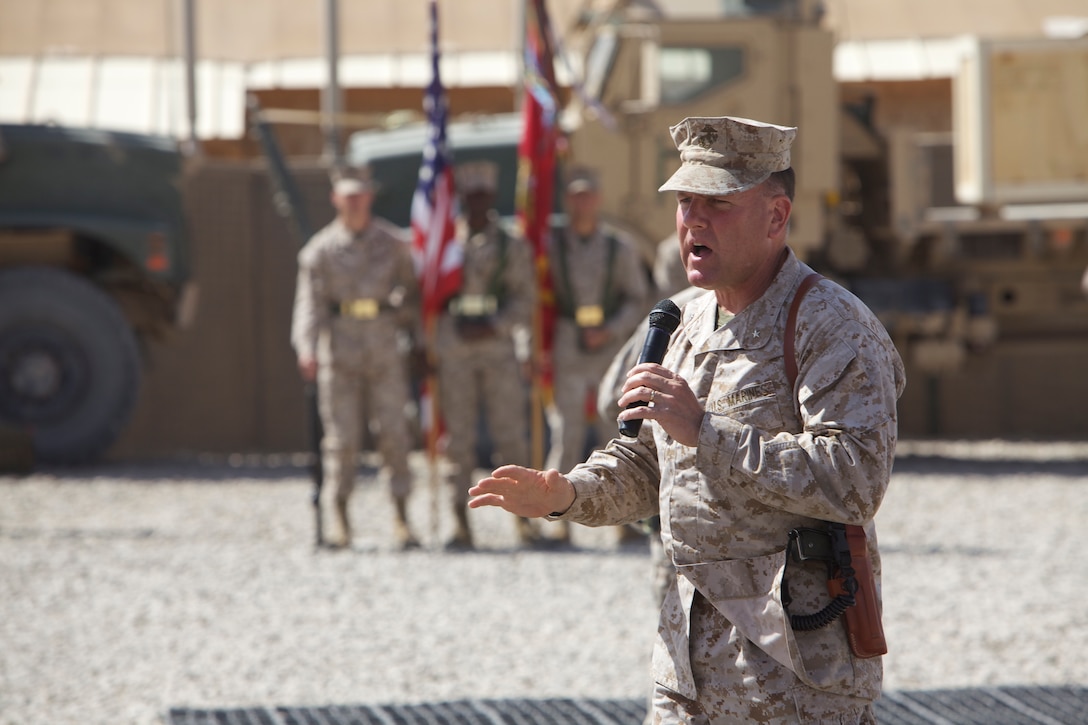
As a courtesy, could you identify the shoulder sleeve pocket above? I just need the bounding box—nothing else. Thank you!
[797,338,856,408]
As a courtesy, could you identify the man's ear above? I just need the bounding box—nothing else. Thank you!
[769,195,792,237]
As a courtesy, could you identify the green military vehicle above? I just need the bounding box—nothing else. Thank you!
[349,113,543,228]
[0,124,196,464]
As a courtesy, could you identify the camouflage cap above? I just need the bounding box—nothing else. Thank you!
[332,166,375,196]
[658,116,796,196]
[565,165,600,194]
[456,160,499,195]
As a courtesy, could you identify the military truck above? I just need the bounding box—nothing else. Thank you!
[0,124,196,464]
[562,4,1088,373]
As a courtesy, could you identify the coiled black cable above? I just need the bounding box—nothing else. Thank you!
[790,591,855,631]
[784,526,859,631]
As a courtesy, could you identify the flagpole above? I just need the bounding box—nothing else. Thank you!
[424,318,440,544]
[412,0,462,548]
[530,270,546,472]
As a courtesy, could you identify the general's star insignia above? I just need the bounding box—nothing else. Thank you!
[752,329,761,339]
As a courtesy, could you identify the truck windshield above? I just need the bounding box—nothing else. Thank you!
[583,29,618,102]
[659,46,745,104]
[722,0,798,16]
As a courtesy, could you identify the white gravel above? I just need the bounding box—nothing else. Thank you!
[2,440,1087,725]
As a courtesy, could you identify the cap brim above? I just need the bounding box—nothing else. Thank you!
[461,185,497,195]
[658,165,770,196]
[566,181,597,194]
[333,180,374,195]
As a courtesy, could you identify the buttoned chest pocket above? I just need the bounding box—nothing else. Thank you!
[463,243,502,295]
[707,380,787,432]
[329,250,395,300]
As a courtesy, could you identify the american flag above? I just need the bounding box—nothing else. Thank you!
[411,0,462,326]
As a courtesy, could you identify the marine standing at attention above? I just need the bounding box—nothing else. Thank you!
[291,171,423,550]
[545,165,648,542]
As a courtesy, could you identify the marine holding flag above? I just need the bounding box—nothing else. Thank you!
[413,0,538,550]
[434,160,537,550]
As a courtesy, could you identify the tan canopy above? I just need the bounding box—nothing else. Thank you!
[822,0,1088,41]
[0,0,574,61]
[2,0,1084,62]
[3,0,1083,140]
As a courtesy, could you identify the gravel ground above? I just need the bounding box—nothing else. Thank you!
[2,440,1087,725]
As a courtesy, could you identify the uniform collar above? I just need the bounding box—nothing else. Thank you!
[334,218,372,245]
[456,210,500,242]
[686,247,806,353]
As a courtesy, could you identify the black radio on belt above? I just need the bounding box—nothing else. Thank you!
[783,522,887,658]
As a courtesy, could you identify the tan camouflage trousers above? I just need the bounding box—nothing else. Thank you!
[317,360,414,509]
[546,351,616,474]
[437,336,529,504]
[650,592,878,724]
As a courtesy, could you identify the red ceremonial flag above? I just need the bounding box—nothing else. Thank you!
[518,0,561,388]
[412,0,462,327]
[518,0,561,468]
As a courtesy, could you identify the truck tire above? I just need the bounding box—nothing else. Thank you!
[0,266,142,464]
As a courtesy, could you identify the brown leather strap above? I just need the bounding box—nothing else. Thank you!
[784,271,886,657]
[784,273,824,389]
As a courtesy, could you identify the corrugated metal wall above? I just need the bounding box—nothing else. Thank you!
[110,159,335,458]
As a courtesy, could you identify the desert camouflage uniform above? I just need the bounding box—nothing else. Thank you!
[546,224,648,474]
[436,213,535,503]
[291,216,420,540]
[555,249,906,722]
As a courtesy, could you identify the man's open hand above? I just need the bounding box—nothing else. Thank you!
[468,465,576,518]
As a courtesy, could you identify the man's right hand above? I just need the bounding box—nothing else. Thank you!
[298,356,318,382]
[468,465,576,518]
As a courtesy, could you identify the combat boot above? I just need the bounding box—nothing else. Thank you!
[616,523,648,547]
[326,498,352,549]
[446,503,474,550]
[553,519,572,547]
[515,516,539,546]
[392,496,420,550]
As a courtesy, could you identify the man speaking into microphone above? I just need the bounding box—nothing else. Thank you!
[469,116,905,723]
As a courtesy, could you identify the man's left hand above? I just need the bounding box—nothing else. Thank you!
[617,362,704,447]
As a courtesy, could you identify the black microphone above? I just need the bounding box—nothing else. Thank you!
[618,298,682,438]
